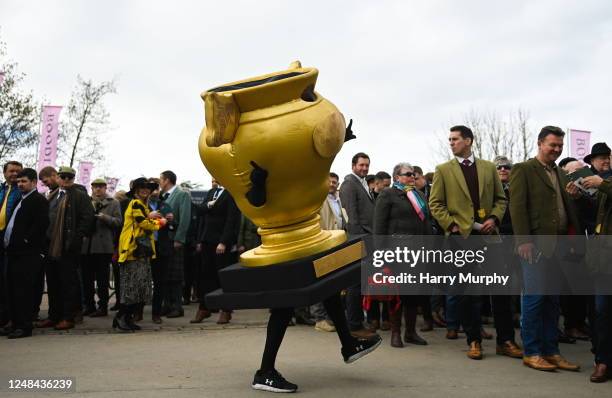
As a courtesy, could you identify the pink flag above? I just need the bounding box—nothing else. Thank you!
[36,106,63,192]
[105,177,119,196]
[569,129,591,161]
[78,161,94,193]
[0,72,5,85]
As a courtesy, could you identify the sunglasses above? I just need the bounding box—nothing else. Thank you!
[399,172,415,177]
[59,174,75,180]
[496,165,512,171]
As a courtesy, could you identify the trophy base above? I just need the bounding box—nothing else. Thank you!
[240,220,347,267]
[205,235,365,309]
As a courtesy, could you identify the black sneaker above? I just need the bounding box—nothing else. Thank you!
[252,369,298,393]
[342,335,382,364]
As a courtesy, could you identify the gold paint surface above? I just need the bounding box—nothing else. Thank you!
[199,62,347,266]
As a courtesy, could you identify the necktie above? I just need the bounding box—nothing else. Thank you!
[212,189,221,201]
[3,198,22,248]
[462,159,472,167]
[162,192,170,201]
[0,185,12,230]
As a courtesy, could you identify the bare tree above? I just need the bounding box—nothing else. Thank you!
[434,108,534,164]
[58,76,116,167]
[0,36,40,165]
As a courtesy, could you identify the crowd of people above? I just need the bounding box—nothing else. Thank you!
[0,124,611,386]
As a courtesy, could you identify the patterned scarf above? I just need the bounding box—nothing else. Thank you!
[393,182,428,221]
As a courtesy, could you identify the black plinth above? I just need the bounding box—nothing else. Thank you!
[205,236,365,310]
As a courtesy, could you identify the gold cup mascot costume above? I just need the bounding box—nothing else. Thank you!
[198,62,381,393]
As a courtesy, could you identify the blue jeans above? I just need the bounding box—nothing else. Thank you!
[520,258,560,356]
[446,295,460,331]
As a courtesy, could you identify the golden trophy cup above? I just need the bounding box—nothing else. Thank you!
[199,61,350,267]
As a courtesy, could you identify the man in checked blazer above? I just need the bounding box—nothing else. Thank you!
[429,125,507,360]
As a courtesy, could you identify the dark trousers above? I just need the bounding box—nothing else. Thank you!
[594,295,612,366]
[183,247,198,302]
[111,261,120,306]
[366,300,389,323]
[33,259,46,318]
[346,284,364,331]
[163,247,184,313]
[46,254,80,322]
[198,242,231,309]
[151,255,169,316]
[0,251,7,324]
[81,253,111,310]
[6,254,42,330]
[260,293,355,371]
[458,295,483,344]
[561,295,588,330]
[492,295,515,344]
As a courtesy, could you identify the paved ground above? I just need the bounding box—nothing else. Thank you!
[0,304,609,397]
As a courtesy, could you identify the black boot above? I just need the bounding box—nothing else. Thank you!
[403,305,428,345]
[125,305,141,331]
[113,307,133,333]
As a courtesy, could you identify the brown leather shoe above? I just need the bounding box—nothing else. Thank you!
[190,309,211,324]
[543,355,580,371]
[216,311,232,324]
[565,328,590,341]
[350,328,376,339]
[523,355,557,371]
[54,320,75,330]
[467,341,483,360]
[35,319,55,328]
[369,320,380,330]
[496,341,523,358]
[432,311,447,328]
[380,321,391,331]
[420,319,434,332]
[446,329,458,340]
[390,331,404,348]
[480,328,493,340]
[590,363,610,383]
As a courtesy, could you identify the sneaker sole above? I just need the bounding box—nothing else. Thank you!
[252,383,297,393]
[344,338,382,364]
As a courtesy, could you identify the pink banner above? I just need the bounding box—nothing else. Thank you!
[0,72,5,85]
[105,177,119,196]
[36,106,63,192]
[569,129,591,161]
[78,161,94,193]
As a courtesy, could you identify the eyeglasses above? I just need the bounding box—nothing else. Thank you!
[59,174,74,180]
[398,172,415,177]
[496,165,512,171]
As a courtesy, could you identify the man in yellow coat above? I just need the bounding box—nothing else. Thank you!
[429,125,507,360]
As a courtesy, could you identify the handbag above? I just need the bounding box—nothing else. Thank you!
[131,213,154,258]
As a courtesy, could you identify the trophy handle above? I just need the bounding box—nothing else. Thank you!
[203,92,240,147]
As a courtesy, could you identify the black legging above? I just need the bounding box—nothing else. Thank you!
[260,293,355,371]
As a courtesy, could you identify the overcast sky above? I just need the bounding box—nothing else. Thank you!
[2,0,612,189]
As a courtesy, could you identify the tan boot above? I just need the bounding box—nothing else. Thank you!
[523,355,557,371]
[542,355,580,371]
[467,341,483,360]
[496,341,523,358]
